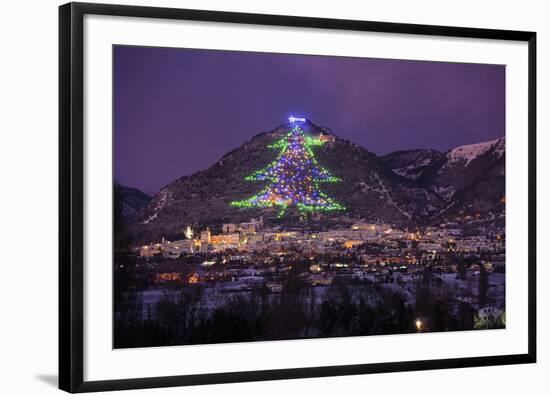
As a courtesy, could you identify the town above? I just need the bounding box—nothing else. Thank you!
[113,213,506,348]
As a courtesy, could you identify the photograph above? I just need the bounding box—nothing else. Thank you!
[112,45,506,349]
[0,0,543,393]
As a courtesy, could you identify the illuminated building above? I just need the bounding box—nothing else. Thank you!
[184,225,193,239]
[200,228,211,244]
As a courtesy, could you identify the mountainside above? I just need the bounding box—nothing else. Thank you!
[381,149,444,181]
[418,138,505,219]
[123,120,505,244]
[114,184,152,222]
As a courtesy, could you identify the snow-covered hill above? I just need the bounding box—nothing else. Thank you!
[447,138,504,166]
[417,137,505,219]
[122,122,505,244]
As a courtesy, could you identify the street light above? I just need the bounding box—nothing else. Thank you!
[415,319,423,332]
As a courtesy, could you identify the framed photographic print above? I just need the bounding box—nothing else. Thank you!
[59,2,537,393]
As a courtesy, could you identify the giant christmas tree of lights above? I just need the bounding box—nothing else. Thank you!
[231,117,345,218]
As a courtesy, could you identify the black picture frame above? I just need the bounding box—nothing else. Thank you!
[59,2,537,393]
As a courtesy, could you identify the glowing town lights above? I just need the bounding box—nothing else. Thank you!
[415,319,423,332]
[231,123,344,217]
[188,273,199,284]
[288,116,306,123]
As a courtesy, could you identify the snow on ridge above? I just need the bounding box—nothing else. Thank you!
[447,137,504,166]
[434,185,456,201]
[393,168,410,178]
[372,172,412,220]
[391,157,435,180]
[492,137,506,156]
[393,168,422,180]
[142,212,158,224]
[417,158,434,167]
[141,189,172,224]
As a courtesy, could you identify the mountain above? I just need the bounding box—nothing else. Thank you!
[114,184,152,222]
[122,120,505,245]
[418,138,505,219]
[381,149,444,181]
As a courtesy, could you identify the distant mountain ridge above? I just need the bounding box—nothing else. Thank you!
[115,184,152,222]
[418,137,505,216]
[121,120,505,244]
[381,149,444,181]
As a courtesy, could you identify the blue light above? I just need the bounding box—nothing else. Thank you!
[288,116,306,123]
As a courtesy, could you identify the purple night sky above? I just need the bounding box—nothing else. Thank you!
[114,45,505,195]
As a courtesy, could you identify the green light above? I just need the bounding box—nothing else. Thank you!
[231,123,345,216]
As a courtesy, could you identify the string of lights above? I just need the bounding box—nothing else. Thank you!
[231,123,345,218]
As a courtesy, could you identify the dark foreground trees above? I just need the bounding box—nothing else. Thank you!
[114,276,482,348]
